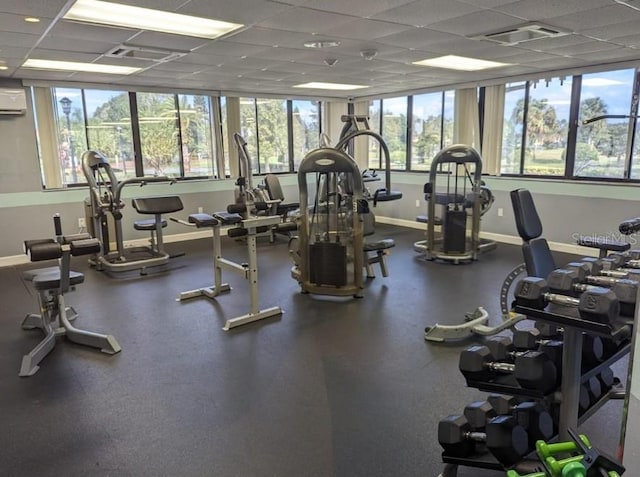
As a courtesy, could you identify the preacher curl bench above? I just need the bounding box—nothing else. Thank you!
[20,226,121,376]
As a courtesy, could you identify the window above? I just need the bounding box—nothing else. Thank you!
[53,88,88,185]
[501,82,526,174]
[239,98,259,173]
[368,100,381,169]
[577,69,635,178]
[136,92,181,176]
[178,94,216,178]
[292,100,320,169]
[523,77,572,176]
[443,91,455,148]
[83,89,133,180]
[256,98,288,173]
[381,96,408,170]
[411,92,444,170]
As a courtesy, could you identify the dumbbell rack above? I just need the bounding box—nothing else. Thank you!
[439,305,632,476]
[513,304,631,440]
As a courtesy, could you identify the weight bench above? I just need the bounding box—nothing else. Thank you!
[424,188,631,342]
[362,211,395,278]
[20,235,121,376]
[171,211,283,331]
[132,195,184,255]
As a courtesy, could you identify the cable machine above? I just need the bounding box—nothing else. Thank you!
[293,148,366,297]
[414,144,495,264]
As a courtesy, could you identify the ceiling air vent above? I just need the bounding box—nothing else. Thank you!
[470,23,570,46]
[105,44,188,62]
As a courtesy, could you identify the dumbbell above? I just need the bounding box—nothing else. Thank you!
[459,345,557,393]
[513,328,603,368]
[579,376,603,416]
[486,335,563,380]
[577,257,640,279]
[549,267,636,317]
[597,367,616,392]
[514,277,619,324]
[484,396,554,451]
[438,414,529,465]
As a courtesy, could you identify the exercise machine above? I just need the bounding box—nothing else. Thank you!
[19,215,121,376]
[414,144,496,263]
[82,150,183,274]
[171,212,283,330]
[292,147,366,297]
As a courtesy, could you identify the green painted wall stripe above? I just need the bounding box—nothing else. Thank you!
[0,175,300,209]
[1,172,634,208]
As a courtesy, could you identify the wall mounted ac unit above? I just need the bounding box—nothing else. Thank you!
[0,89,27,115]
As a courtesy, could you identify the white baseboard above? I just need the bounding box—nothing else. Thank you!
[0,229,215,269]
[375,215,601,257]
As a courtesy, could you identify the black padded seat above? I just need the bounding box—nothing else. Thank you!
[32,270,84,290]
[134,219,168,231]
[416,215,443,226]
[131,196,184,215]
[364,239,395,252]
[510,189,543,241]
[214,212,243,225]
[275,222,297,233]
[577,236,630,253]
[188,213,219,228]
[510,189,556,278]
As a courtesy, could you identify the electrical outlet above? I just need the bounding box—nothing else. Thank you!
[198,206,204,214]
[78,217,86,228]
[415,199,420,208]
[497,208,504,217]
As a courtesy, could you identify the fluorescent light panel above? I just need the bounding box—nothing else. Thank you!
[413,55,510,71]
[293,82,368,90]
[64,0,243,39]
[22,59,141,75]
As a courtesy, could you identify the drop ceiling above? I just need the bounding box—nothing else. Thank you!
[1,0,640,99]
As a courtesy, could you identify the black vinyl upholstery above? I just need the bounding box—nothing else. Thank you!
[510,189,543,241]
[510,189,556,278]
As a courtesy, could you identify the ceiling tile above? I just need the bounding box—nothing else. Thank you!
[0,0,70,18]
[298,0,415,17]
[372,0,482,27]
[494,0,611,22]
[194,41,271,58]
[36,37,117,55]
[323,18,412,41]
[128,31,211,52]
[548,4,640,32]
[428,10,523,36]
[257,7,357,34]
[580,20,640,41]
[218,27,312,49]
[0,31,42,48]
[458,0,519,6]
[375,28,460,49]
[546,40,628,56]
[610,33,640,49]
[26,48,101,63]
[178,0,293,25]
[0,13,51,35]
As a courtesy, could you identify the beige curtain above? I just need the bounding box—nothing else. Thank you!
[481,84,505,175]
[453,88,480,148]
[351,100,369,169]
[225,97,240,178]
[211,96,225,178]
[32,87,63,189]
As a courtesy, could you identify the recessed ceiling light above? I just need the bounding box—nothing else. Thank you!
[412,55,510,71]
[304,40,340,49]
[22,59,141,75]
[0,65,8,71]
[24,17,40,23]
[63,0,243,39]
[293,82,369,91]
